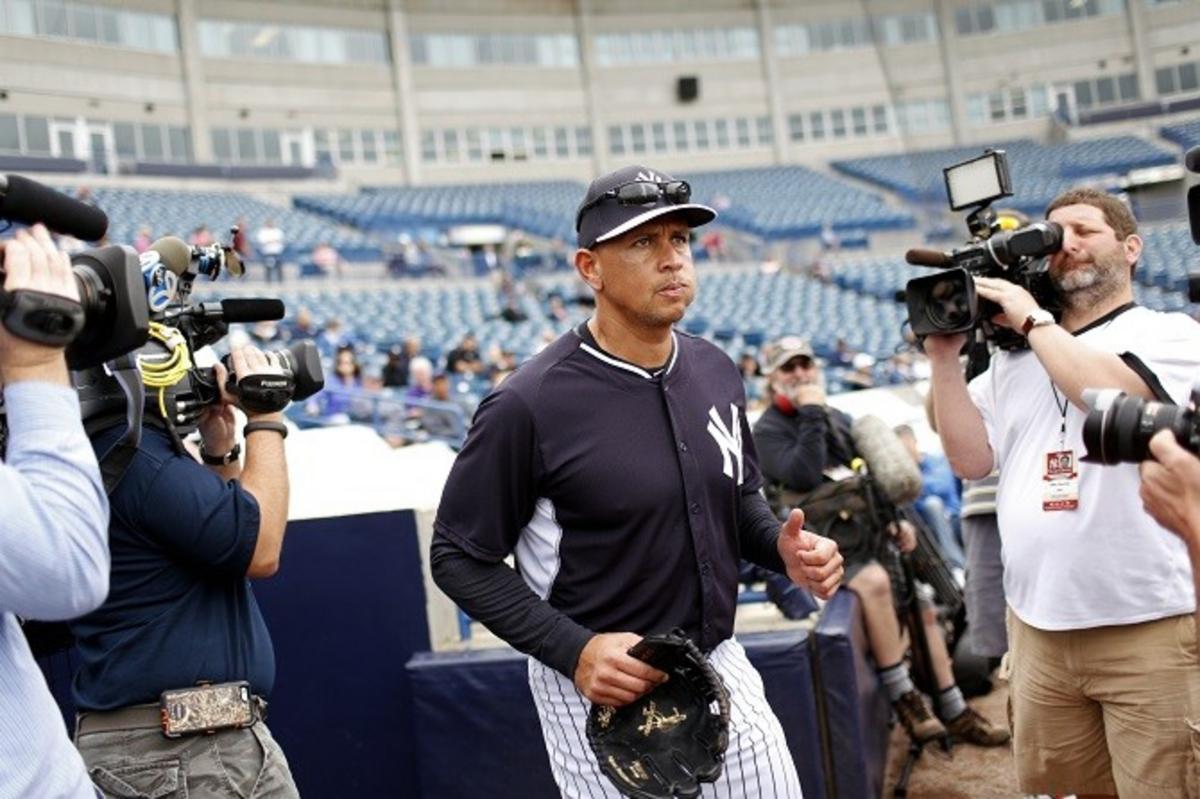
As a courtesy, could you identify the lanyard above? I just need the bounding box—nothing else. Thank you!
[1050,382,1069,450]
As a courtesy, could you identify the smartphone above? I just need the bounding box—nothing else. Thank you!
[160,681,255,738]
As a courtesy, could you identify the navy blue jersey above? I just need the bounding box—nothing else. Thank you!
[435,325,763,650]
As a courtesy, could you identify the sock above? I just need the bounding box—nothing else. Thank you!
[878,662,915,703]
[937,685,967,720]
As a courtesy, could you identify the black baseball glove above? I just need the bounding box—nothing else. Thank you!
[586,630,731,799]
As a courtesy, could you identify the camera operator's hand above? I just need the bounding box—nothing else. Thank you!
[227,344,285,422]
[0,225,80,386]
[1139,429,1200,548]
[888,519,918,554]
[199,360,238,459]
[920,332,967,363]
[972,276,1040,333]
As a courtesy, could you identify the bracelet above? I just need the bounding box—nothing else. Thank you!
[243,420,289,439]
[200,442,241,466]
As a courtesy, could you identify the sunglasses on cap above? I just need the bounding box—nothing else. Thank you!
[575,180,692,229]
[778,356,816,373]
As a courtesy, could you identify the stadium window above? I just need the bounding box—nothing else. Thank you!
[830,109,847,139]
[1029,84,1050,116]
[140,124,164,161]
[714,119,730,149]
[652,122,669,153]
[486,127,505,160]
[1156,66,1177,95]
[168,126,191,162]
[989,91,1006,121]
[113,122,136,159]
[0,115,19,153]
[337,129,355,162]
[211,129,231,162]
[466,128,483,161]
[420,130,437,162]
[809,111,825,140]
[1073,80,1094,108]
[756,115,773,146]
[1010,88,1028,118]
[851,107,867,136]
[261,130,282,164]
[693,119,710,150]
[442,129,460,162]
[22,116,50,154]
[358,130,377,163]
[608,125,626,156]
[630,124,647,155]
[41,0,68,38]
[533,127,549,159]
[575,126,592,157]
[1117,73,1139,101]
[872,104,889,134]
[313,129,331,163]
[966,94,988,126]
[788,114,805,142]
[1180,62,1200,93]
[1095,76,1116,105]
[553,126,569,158]
[672,120,690,152]
[954,8,975,34]
[735,117,751,148]
[510,127,528,160]
[2,0,35,35]
[234,128,257,163]
[69,4,97,41]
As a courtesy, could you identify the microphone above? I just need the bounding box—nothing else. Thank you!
[1185,145,1200,173]
[147,236,192,276]
[0,174,109,241]
[215,298,285,323]
[905,248,953,268]
[849,414,923,506]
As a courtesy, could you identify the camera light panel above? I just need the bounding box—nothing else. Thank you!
[944,151,1012,211]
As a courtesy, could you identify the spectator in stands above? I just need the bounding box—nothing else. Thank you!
[255,219,286,284]
[281,306,316,343]
[310,241,343,280]
[700,229,727,261]
[322,345,366,422]
[382,342,412,389]
[317,318,348,358]
[925,187,1200,796]
[249,320,283,349]
[752,336,1007,748]
[445,332,485,376]
[841,352,877,391]
[483,343,518,379]
[405,356,434,402]
[546,293,570,324]
[894,424,966,573]
[419,372,470,444]
[232,217,250,263]
[188,225,213,247]
[133,226,153,254]
[738,350,765,408]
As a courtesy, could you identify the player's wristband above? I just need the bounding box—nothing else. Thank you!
[200,442,241,466]
[243,420,288,439]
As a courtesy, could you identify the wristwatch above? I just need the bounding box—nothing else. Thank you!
[200,442,241,466]
[1021,309,1055,336]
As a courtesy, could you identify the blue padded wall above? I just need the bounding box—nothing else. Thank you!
[407,628,827,799]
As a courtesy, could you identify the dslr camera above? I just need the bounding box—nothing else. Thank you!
[904,150,1062,350]
[1081,386,1200,465]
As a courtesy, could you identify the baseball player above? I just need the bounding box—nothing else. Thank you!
[431,164,843,797]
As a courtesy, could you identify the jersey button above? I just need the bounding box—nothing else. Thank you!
[690,503,700,514]
[700,562,710,575]
[678,441,688,452]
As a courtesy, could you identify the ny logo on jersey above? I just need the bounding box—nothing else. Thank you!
[635,170,663,183]
[706,404,744,485]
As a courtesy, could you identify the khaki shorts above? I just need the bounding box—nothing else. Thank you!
[1007,610,1200,797]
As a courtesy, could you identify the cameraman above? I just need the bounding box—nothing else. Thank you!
[926,187,1200,796]
[69,344,299,796]
[1,226,110,797]
[752,337,1007,747]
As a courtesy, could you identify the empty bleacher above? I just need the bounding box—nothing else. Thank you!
[832,135,1179,213]
[1162,117,1200,150]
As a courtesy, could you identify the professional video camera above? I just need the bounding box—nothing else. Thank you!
[0,173,323,473]
[1080,385,1200,465]
[904,150,1063,350]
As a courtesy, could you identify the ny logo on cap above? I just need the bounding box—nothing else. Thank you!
[635,170,664,183]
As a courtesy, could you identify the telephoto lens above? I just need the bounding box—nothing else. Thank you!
[1081,387,1199,465]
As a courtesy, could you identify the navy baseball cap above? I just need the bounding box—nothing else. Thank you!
[575,165,717,249]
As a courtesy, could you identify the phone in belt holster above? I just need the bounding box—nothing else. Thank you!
[160,681,260,738]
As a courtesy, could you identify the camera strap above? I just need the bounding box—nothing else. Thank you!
[95,354,147,495]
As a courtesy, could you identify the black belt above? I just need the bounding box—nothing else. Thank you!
[75,696,266,738]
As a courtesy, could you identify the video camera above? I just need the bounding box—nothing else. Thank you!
[0,173,323,453]
[904,150,1062,350]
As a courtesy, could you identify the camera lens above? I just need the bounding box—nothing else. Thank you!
[1082,390,1192,464]
[927,277,972,330]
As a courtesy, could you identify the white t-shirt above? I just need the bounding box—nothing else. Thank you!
[968,305,1200,630]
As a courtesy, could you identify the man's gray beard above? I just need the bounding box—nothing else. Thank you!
[1053,261,1123,311]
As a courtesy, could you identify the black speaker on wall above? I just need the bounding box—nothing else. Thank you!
[677,76,699,103]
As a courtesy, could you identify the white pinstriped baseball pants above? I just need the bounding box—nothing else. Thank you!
[527,637,804,799]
